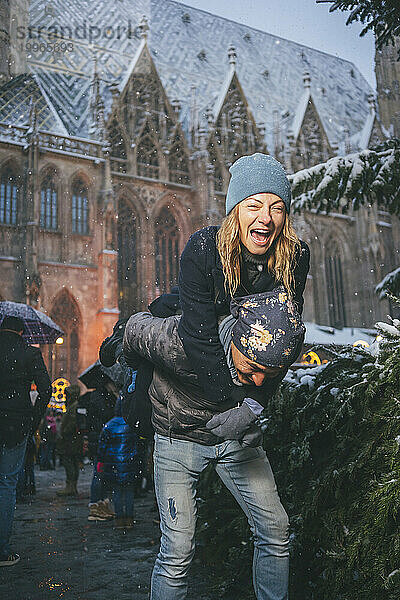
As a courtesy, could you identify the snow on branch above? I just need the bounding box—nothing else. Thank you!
[289,139,400,216]
[375,267,400,300]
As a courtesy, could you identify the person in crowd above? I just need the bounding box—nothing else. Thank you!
[124,287,305,600]
[39,411,57,470]
[99,288,182,496]
[0,316,52,567]
[178,152,309,409]
[56,385,83,497]
[85,383,117,521]
[97,397,139,530]
[16,434,37,502]
[54,411,63,467]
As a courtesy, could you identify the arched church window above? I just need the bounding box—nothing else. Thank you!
[49,290,81,383]
[0,168,19,225]
[325,246,347,329]
[40,174,58,230]
[71,178,89,234]
[169,135,190,185]
[137,124,159,179]
[117,199,137,317]
[154,207,180,293]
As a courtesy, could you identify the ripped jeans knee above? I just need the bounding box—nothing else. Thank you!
[168,497,177,520]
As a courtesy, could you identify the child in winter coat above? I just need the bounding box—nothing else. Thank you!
[97,397,138,529]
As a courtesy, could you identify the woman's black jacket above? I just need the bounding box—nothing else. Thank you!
[177,226,310,405]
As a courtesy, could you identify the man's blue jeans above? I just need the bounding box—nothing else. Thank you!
[151,434,289,600]
[113,484,135,518]
[90,460,106,504]
[0,437,28,558]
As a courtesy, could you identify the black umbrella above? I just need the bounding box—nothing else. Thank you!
[0,301,64,344]
[78,360,124,390]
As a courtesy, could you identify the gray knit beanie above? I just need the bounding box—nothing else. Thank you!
[225,153,291,215]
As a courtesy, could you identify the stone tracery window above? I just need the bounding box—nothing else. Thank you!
[137,123,159,179]
[214,80,258,165]
[49,290,81,382]
[40,173,58,231]
[154,207,180,293]
[325,243,347,329]
[168,134,190,185]
[0,167,19,225]
[71,178,89,234]
[208,142,224,192]
[297,106,325,169]
[108,116,127,159]
[117,199,137,317]
[123,73,169,143]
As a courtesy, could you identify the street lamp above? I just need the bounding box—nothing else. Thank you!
[51,337,64,379]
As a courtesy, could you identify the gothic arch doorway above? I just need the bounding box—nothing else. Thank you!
[154,206,180,294]
[117,199,137,317]
[49,290,81,382]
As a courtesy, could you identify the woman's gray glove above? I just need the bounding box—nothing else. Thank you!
[240,424,263,448]
[206,402,258,440]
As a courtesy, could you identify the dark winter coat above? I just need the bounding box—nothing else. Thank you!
[0,330,52,446]
[99,290,181,438]
[57,400,83,457]
[178,226,310,404]
[83,387,115,458]
[97,417,138,486]
[124,313,267,445]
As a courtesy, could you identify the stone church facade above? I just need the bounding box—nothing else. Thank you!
[0,0,399,383]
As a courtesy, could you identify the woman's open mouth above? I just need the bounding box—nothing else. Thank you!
[250,229,272,246]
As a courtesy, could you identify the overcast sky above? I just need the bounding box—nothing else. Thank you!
[173,0,376,88]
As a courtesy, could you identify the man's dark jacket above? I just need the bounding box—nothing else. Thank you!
[178,226,309,405]
[82,387,116,459]
[124,313,281,445]
[0,330,52,446]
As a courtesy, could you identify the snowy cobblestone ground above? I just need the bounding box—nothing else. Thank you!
[0,464,219,600]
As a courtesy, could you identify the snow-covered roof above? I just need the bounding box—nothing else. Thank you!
[358,110,377,150]
[0,73,68,135]
[304,322,376,346]
[342,96,388,153]
[291,87,311,141]
[2,0,372,147]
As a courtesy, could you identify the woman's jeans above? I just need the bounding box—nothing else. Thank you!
[113,484,135,518]
[0,437,28,557]
[151,434,289,600]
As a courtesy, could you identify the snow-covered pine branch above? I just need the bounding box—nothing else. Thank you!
[375,267,400,299]
[289,138,400,216]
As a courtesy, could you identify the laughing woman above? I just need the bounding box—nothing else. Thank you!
[178,152,310,411]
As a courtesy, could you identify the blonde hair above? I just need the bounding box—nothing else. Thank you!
[216,205,301,298]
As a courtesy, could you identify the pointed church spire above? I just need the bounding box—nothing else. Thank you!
[343,125,351,154]
[303,70,311,90]
[273,109,281,158]
[139,15,149,41]
[89,50,105,141]
[189,85,199,147]
[368,93,376,114]
[27,96,39,143]
[228,45,237,70]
